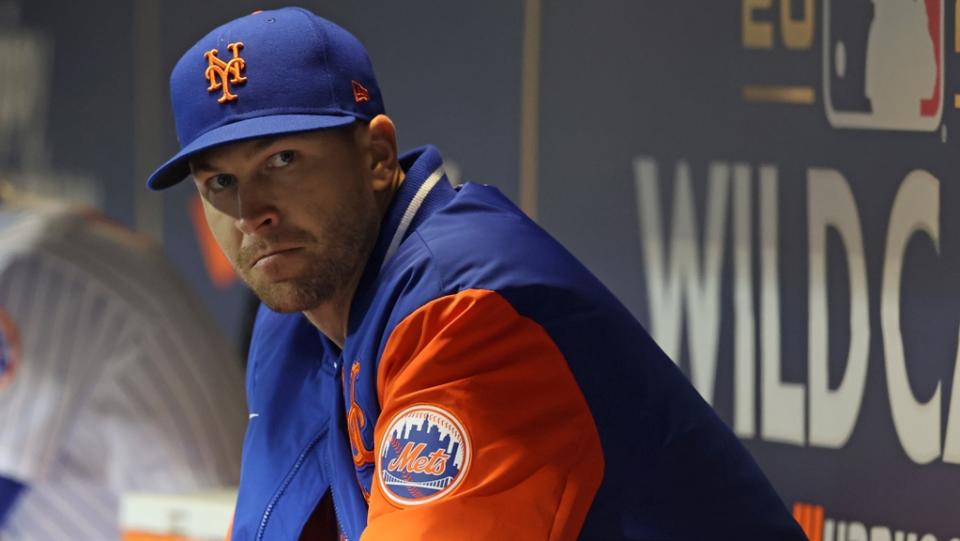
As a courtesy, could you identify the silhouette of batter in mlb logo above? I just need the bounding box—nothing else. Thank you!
[825,0,942,130]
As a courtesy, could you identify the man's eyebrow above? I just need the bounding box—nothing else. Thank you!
[190,158,215,174]
[251,137,281,153]
[191,138,283,175]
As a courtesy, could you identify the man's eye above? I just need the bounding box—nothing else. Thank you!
[267,150,295,168]
[208,174,237,192]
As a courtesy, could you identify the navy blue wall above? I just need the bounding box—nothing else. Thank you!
[3,2,959,538]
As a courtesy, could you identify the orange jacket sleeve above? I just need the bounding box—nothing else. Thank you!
[362,289,603,541]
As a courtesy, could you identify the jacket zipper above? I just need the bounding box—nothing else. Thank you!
[329,469,349,541]
[255,431,324,541]
[330,357,351,541]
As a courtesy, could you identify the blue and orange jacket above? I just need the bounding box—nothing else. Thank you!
[232,146,806,540]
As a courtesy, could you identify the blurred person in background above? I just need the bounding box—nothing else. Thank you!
[0,183,246,539]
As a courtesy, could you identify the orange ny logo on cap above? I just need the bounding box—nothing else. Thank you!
[204,42,247,104]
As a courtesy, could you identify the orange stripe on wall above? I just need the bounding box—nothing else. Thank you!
[792,503,810,540]
[811,504,824,541]
[791,502,824,541]
[189,194,237,288]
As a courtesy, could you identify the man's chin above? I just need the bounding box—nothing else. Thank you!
[248,280,330,313]
[260,299,308,313]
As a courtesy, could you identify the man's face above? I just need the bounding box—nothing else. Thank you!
[190,127,381,312]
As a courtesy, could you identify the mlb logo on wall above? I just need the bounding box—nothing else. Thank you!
[377,404,471,506]
[823,0,943,131]
[0,308,20,389]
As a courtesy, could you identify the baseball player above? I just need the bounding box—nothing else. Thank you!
[148,7,806,540]
[0,188,246,539]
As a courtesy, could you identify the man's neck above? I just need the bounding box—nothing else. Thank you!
[302,288,354,350]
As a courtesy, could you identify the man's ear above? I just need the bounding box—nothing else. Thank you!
[366,114,400,192]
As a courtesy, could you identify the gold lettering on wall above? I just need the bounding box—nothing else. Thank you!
[743,0,774,49]
[780,0,814,50]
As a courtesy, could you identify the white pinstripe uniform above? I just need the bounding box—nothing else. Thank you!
[0,200,246,540]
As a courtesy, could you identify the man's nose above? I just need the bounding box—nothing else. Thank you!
[234,181,280,235]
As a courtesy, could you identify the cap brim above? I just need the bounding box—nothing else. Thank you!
[146,114,358,190]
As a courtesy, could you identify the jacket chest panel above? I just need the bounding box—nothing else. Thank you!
[339,338,384,504]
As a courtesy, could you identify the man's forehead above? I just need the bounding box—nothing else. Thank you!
[189,128,355,172]
[191,138,264,168]
[189,134,304,172]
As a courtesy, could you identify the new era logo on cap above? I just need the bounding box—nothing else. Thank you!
[352,80,370,103]
[146,7,386,190]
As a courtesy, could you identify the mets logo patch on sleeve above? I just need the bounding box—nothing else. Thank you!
[377,404,471,506]
[0,308,20,389]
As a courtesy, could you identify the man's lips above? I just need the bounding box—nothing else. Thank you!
[250,246,303,269]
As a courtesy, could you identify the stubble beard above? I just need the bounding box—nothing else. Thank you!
[239,201,380,313]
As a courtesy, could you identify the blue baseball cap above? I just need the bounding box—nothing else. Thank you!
[146,7,385,190]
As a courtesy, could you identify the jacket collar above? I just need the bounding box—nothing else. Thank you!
[348,145,454,331]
